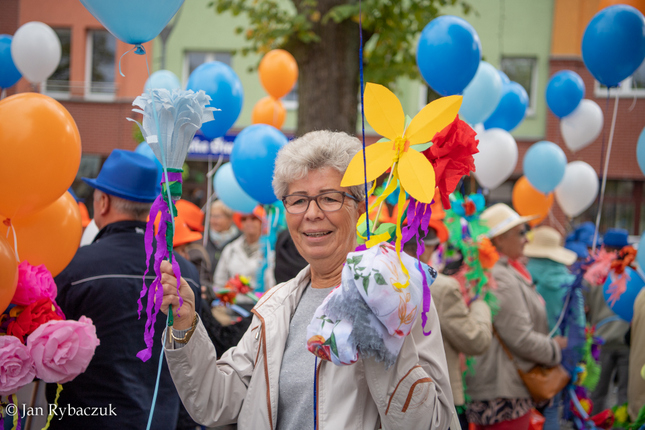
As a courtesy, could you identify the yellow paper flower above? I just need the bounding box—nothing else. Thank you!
[341,82,462,204]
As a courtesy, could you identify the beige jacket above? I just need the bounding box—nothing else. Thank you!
[165,266,455,430]
[431,274,492,405]
[465,256,562,401]
[629,288,645,420]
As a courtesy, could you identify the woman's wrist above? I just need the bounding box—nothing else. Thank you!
[173,311,197,330]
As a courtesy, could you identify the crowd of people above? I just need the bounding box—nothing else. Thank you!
[45,131,644,430]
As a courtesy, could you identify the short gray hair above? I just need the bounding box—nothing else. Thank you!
[272,130,369,200]
[108,194,153,220]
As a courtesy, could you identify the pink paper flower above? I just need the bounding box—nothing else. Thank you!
[27,316,100,384]
[0,335,36,395]
[12,261,57,306]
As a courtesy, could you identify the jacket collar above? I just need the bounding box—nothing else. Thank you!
[497,255,533,288]
[253,265,312,319]
[94,220,148,243]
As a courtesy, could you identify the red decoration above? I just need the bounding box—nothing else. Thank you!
[7,298,64,342]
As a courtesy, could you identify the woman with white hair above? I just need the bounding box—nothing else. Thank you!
[465,204,567,430]
[158,130,455,429]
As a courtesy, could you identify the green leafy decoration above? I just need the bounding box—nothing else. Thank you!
[374,271,387,285]
[362,276,370,294]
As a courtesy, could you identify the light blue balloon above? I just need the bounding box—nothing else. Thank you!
[459,61,503,125]
[638,236,645,275]
[145,70,181,92]
[483,81,529,132]
[0,35,21,89]
[603,266,645,322]
[582,5,645,87]
[230,124,288,205]
[79,0,184,45]
[187,61,244,140]
[637,126,645,176]
[213,163,258,213]
[523,141,567,194]
[498,69,510,85]
[416,16,482,96]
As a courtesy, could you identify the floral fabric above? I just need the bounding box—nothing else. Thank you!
[306,242,436,368]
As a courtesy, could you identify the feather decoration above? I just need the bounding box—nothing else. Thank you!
[128,89,215,362]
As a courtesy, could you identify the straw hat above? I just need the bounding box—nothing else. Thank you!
[481,203,537,238]
[524,226,577,266]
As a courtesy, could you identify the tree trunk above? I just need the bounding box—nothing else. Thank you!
[290,1,360,137]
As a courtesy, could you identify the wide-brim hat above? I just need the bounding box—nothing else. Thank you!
[427,219,449,245]
[153,214,202,247]
[481,203,538,238]
[524,226,577,265]
[175,199,205,232]
[82,149,160,203]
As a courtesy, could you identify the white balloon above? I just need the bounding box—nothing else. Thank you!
[554,161,599,217]
[473,128,518,190]
[560,99,604,152]
[11,22,61,84]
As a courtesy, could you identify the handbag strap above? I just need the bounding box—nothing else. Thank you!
[493,326,519,369]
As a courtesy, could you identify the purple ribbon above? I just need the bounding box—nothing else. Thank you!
[402,198,434,336]
[137,172,183,362]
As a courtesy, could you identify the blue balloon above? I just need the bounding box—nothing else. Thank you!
[416,16,482,96]
[582,5,645,87]
[546,71,585,118]
[638,126,645,176]
[0,35,21,89]
[603,267,645,322]
[213,163,258,213]
[187,61,243,140]
[483,81,529,132]
[135,142,163,191]
[459,61,503,125]
[523,141,567,194]
[79,0,184,45]
[145,70,181,92]
[230,125,288,205]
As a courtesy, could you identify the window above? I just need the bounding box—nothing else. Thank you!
[85,30,116,99]
[44,28,71,97]
[575,180,644,234]
[595,58,645,97]
[282,82,298,110]
[183,51,232,87]
[501,57,538,116]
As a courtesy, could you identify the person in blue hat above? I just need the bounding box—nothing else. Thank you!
[584,227,631,415]
[45,149,201,430]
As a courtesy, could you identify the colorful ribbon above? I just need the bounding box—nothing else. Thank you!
[137,169,183,362]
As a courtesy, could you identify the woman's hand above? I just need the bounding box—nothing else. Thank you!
[160,260,196,330]
[553,335,568,350]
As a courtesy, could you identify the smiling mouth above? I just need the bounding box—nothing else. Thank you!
[304,231,332,237]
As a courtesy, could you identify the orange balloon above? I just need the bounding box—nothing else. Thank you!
[0,93,81,219]
[598,0,645,15]
[512,176,554,227]
[258,49,298,99]
[251,97,286,129]
[0,235,18,313]
[0,192,82,277]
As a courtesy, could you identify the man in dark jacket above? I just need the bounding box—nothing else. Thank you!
[45,150,201,430]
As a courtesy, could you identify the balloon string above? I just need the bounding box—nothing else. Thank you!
[4,219,20,261]
[118,44,147,77]
[592,91,619,253]
[359,0,370,240]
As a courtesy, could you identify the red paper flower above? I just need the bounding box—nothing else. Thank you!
[6,298,64,343]
[422,117,479,209]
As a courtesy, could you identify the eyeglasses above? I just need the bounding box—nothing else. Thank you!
[240,215,258,222]
[282,191,359,214]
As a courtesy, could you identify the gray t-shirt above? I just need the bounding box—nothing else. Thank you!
[276,283,334,430]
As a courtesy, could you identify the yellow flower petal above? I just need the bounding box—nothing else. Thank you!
[341,141,395,186]
[397,150,436,204]
[364,83,405,141]
[405,95,462,145]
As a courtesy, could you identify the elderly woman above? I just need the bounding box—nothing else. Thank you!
[465,204,567,430]
[159,130,454,429]
[206,199,241,274]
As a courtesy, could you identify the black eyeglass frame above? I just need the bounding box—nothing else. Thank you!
[281,191,359,214]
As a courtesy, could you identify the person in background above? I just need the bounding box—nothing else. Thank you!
[586,228,631,414]
[205,199,240,276]
[213,205,275,308]
[628,287,645,421]
[175,199,212,287]
[466,204,566,430]
[524,226,582,430]
[403,219,492,430]
[46,150,201,429]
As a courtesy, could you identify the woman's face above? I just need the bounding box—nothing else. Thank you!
[284,167,363,268]
[210,207,233,232]
[493,224,528,260]
[241,215,262,244]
